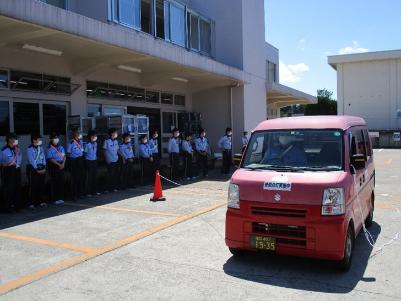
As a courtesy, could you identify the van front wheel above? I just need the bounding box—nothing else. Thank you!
[337,225,354,271]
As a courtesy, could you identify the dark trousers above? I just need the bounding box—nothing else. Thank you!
[28,167,46,206]
[197,153,208,176]
[121,160,135,189]
[153,154,161,171]
[184,153,194,178]
[170,153,180,180]
[141,158,155,184]
[107,162,120,191]
[1,166,21,211]
[70,157,85,198]
[85,160,98,195]
[222,149,232,174]
[49,164,65,202]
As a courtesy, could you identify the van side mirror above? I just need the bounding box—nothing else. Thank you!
[233,153,243,168]
[350,154,365,171]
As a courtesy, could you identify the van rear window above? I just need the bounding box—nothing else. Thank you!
[242,130,343,172]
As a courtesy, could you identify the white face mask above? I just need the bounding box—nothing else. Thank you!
[53,138,59,145]
[174,132,179,138]
[91,137,98,142]
[126,138,131,143]
[13,140,19,146]
[35,140,43,146]
[227,132,232,136]
[78,134,82,140]
[112,134,117,139]
[153,134,158,139]
[143,139,148,144]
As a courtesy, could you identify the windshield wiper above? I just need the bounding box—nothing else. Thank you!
[298,166,342,171]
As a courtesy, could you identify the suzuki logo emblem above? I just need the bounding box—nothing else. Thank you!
[274,193,281,202]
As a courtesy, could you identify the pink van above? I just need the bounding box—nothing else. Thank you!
[225,116,375,270]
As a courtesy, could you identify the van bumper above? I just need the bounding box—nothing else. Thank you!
[225,206,348,261]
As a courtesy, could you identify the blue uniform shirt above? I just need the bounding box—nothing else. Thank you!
[195,137,208,152]
[148,138,158,154]
[120,142,135,160]
[84,142,97,161]
[0,146,22,168]
[168,138,180,154]
[103,139,119,163]
[139,143,152,158]
[67,139,84,158]
[46,145,66,162]
[218,135,232,150]
[27,145,46,169]
[182,140,193,154]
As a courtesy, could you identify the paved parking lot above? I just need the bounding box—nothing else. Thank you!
[1,149,401,300]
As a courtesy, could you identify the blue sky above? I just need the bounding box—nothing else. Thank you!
[265,0,401,97]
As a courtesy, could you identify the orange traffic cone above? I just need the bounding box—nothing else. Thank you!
[150,170,166,202]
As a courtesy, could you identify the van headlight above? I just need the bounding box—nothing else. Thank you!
[321,188,345,215]
[228,183,240,209]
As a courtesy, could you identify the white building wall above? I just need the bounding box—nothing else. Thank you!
[338,59,401,130]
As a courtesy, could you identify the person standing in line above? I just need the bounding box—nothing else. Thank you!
[103,128,120,192]
[46,133,66,205]
[27,134,47,209]
[148,130,160,171]
[84,131,100,197]
[195,129,209,177]
[139,134,155,184]
[67,129,85,201]
[119,133,135,189]
[168,128,181,180]
[0,133,22,213]
[218,127,233,175]
[182,133,195,180]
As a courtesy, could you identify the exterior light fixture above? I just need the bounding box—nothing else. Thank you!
[22,44,63,56]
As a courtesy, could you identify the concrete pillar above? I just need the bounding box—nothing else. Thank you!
[70,76,87,116]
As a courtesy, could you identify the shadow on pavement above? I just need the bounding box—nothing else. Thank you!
[223,222,381,294]
[0,169,231,230]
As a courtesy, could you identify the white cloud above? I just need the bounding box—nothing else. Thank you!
[279,60,310,84]
[338,41,369,55]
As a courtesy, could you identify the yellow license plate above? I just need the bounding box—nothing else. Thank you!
[250,236,276,251]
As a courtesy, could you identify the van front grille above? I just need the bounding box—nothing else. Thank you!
[252,222,306,238]
[251,206,307,218]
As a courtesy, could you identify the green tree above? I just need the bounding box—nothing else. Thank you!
[304,89,337,115]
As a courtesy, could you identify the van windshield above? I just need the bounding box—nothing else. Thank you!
[242,130,344,171]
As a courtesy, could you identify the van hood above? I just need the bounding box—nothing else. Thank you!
[232,169,347,205]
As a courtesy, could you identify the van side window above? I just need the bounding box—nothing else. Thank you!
[351,129,366,157]
[362,129,372,157]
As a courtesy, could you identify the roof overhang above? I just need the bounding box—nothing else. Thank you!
[328,49,401,70]
[266,82,317,108]
[0,0,249,92]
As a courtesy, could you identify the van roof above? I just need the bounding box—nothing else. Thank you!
[254,116,366,131]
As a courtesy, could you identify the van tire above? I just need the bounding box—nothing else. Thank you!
[229,247,247,257]
[338,225,354,271]
[365,194,374,228]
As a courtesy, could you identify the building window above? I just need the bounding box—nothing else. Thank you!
[167,1,186,46]
[145,90,160,103]
[155,0,166,39]
[0,101,10,136]
[267,61,277,83]
[10,70,75,95]
[40,0,67,9]
[43,104,67,135]
[174,95,185,106]
[118,0,141,28]
[188,13,199,51]
[161,93,173,105]
[141,0,153,34]
[199,19,211,54]
[13,102,40,135]
[128,87,146,101]
[0,70,9,89]
[87,104,102,117]
[103,105,126,116]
